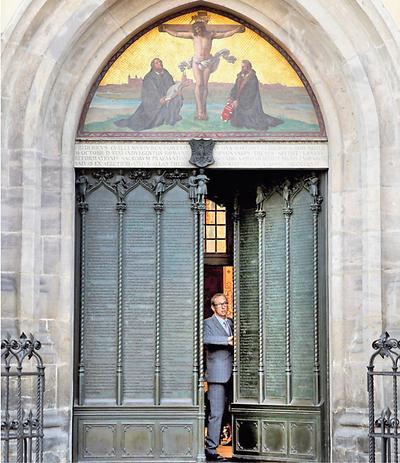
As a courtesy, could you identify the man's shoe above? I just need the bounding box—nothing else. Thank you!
[205,451,226,461]
[205,451,217,461]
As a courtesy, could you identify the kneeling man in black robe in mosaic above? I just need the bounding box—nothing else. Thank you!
[115,58,183,131]
[228,60,283,131]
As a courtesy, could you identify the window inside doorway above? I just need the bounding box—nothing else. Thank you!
[204,197,233,319]
[205,199,226,254]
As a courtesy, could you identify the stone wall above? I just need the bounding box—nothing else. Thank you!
[2,1,400,461]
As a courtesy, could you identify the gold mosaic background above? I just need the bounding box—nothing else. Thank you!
[101,11,303,87]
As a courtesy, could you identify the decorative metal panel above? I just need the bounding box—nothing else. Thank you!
[236,420,259,452]
[264,192,286,400]
[233,172,326,462]
[290,188,314,401]
[84,187,118,402]
[121,424,154,457]
[232,405,322,461]
[238,205,259,400]
[74,169,202,462]
[82,423,117,458]
[262,421,287,454]
[160,424,193,456]
[289,421,316,458]
[160,186,194,403]
[123,185,156,402]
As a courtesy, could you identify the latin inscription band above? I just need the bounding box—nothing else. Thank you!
[74,143,328,168]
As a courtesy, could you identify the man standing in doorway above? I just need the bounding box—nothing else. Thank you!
[204,293,233,461]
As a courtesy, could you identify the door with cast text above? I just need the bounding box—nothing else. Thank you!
[230,172,328,462]
[73,168,207,462]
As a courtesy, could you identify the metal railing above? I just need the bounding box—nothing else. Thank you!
[368,332,399,463]
[1,333,45,463]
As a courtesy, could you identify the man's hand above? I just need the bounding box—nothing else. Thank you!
[227,336,234,346]
[160,97,167,105]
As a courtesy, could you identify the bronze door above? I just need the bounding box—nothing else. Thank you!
[230,172,328,462]
[73,169,207,462]
[73,169,328,462]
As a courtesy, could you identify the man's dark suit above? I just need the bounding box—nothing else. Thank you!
[204,315,233,457]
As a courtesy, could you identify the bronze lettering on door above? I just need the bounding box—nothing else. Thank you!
[73,169,327,462]
[74,169,204,462]
[231,173,327,462]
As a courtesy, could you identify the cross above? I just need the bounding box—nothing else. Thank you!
[159,11,245,120]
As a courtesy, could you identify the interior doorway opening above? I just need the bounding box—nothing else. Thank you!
[204,197,234,459]
[204,197,234,319]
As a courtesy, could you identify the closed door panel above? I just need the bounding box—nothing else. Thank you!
[73,169,204,462]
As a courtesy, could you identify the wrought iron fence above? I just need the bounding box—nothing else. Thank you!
[368,332,399,463]
[1,333,45,463]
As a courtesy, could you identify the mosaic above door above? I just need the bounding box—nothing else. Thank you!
[78,9,326,140]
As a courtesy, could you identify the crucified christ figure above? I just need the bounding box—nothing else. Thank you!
[159,12,245,120]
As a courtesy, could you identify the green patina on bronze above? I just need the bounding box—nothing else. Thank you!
[73,169,327,462]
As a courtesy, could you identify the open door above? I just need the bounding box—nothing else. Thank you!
[230,172,328,462]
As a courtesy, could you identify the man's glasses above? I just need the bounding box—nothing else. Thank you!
[213,302,228,307]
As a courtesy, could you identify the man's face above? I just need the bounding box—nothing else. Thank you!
[152,59,163,72]
[241,62,251,73]
[212,295,228,319]
[193,22,205,36]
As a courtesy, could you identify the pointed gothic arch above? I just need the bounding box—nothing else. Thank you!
[2,1,398,461]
